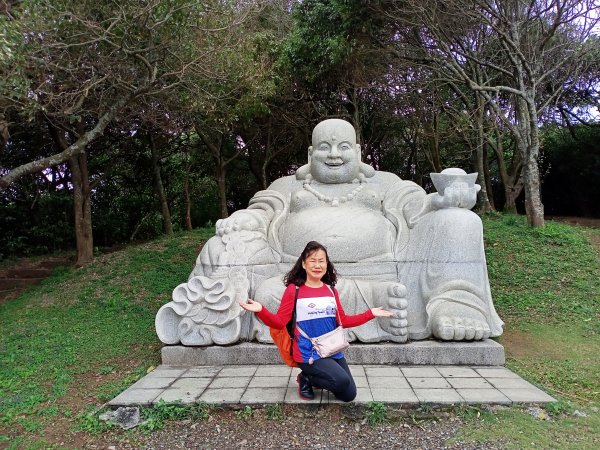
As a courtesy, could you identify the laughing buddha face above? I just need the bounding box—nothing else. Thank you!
[309,119,361,184]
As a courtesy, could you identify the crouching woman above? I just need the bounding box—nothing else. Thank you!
[240,240,393,402]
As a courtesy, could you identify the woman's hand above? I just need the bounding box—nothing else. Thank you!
[239,299,263,313]
[371,307,394,317]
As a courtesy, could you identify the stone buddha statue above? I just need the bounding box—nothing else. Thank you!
[156,119,503,346]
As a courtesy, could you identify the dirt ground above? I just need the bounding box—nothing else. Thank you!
[89,406,503,450]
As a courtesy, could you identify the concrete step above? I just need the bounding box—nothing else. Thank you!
[162,340,506,366]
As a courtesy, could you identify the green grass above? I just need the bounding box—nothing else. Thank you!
[483,214,599,327]
[0,228,213,444]
[452,407,600,449]
[365,401,389,426]
[265,403,284,421]
[450,214,600,448]
[1,215,599,448]
[480,214,600,405]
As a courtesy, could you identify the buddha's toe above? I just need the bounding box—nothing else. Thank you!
[432,315,454,340]
[463,318,476,340]
[452,318,466,340]
[475,322,491,340]
[388,283,407,298]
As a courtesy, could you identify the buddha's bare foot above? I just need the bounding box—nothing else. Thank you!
[430,302,491,341]
[373,282,408,340]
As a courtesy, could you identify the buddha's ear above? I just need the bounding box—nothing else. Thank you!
[356,144,361,161]
[295,164,311,180]
[360,162,376,178]
[296,145,313,180]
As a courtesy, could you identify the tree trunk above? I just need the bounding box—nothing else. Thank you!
[183,157,193,231]
[47,121,94,265]
[216,162,228,219]
[483,141,495,210]
[504,182,522,214]
[70,152,94,266]
[259,118,272,190]
[475,100,494,213]
[523,153,545,226]
[523,100,545,227]
[195,126,230,219]
[149,134,173,235]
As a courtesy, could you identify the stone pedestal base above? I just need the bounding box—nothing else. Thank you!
[161,339,505,366]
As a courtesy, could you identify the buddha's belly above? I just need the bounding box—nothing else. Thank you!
[280,206,395,262]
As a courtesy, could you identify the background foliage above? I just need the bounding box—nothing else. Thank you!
[1,0,599,261]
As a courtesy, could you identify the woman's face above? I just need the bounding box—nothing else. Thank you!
[302,249,327,283]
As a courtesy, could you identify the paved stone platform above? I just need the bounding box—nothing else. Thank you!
[109,364,555,407]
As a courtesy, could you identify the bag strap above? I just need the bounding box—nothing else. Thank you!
[326,284,343,327]
[296,325,311,340]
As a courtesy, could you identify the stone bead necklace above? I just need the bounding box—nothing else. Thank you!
[302,174,366,207]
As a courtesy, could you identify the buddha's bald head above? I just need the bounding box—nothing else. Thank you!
[311,119,357,148]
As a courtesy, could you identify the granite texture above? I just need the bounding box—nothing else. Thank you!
[161,340,505,366]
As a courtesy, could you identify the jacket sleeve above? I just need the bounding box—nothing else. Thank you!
[255,284,295,329]
[334,287,374,327]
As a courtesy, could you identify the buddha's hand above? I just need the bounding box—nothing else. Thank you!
[431,181,480,210]
[216,212,261,236]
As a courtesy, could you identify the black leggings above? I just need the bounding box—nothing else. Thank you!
[298,357,356,402]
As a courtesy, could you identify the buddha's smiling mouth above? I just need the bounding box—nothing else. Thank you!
[325,161,344,167]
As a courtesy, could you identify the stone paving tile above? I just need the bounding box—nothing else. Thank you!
[144,368,189,379]
[485,377,537,390]
[368,376,410,389]
[348,365,366,377]
[475,367,521,378]
[284,387,322,404]
[353,377,368,388]
[129,377,175,390]
[401,367,441,378]
[181,367,221,378]
[218,366,257,377]
[109,388,164,406]
[241,387,287,403]
[371,388,419,403]
[364,366,403,377]
[447,378,493,389]
[354,387,373,403]
[407,377,451,389]
[288,374,300,388]
[254,365,292,377]
[248,376,289,388]
[208,376,251,389]
[324,388,372,404]
[414,389,463,404]
[199,388,245,403]
[499,388,556,403]
[437,367,479,378]
[153,387,205,404]
[170,377,211,390]
[456,389,511,404]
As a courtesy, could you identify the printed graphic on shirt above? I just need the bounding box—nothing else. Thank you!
[295,296,337,322]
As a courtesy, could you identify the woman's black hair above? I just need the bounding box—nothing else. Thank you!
[283,241,338,287]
